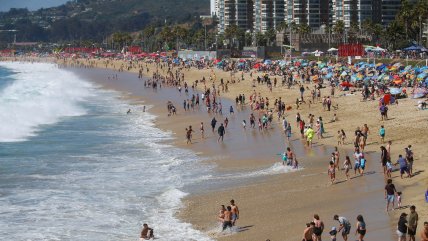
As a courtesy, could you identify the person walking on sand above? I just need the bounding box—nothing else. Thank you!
[380,146,388,175]
[328,161,336,184]
[217,123,225,142]
[230,199,239,226]
[397,213,408,241]
[405,147,414,176]
[408,205,418,241]
[395,154,411,179]
[333,215,351,241]
[385,179,397,212]
[379,125,386,143]
[334,147,340,171]
[344,156,352,180]
[355,215,366,241]
[313,214,325,241]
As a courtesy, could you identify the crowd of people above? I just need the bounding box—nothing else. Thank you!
[48,55,428,241]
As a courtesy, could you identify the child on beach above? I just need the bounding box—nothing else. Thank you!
[281,152,288,166]
[340,129,346,144]
[379,125,385,143]
[359,154,366,176]
[337,130,342,145]
[397,191,402,208]
[293,158,299,169]
[329,227,337,241]
[386,160,393,178]
[328,161,336,184]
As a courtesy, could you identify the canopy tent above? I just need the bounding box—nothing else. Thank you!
[403,45,428,52]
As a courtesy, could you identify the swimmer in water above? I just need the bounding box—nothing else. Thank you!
[127,109,131,114]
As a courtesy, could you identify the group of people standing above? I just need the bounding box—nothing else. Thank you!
[302,214,366,241]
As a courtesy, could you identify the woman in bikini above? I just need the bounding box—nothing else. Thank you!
[328,161,336,184]
[344,156,352,181]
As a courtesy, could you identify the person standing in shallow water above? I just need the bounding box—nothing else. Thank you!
[217,123,225,142]
[230,199,239,226]
[355,215,366,241]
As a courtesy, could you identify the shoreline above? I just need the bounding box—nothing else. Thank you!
[2,57,427,240]
[65,64,394,240]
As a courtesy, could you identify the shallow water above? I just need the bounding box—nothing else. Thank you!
[0,62,298,240]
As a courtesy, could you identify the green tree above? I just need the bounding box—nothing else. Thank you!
[298,23,311,34]
[112,32,132,50]
[264,28,277,46]
[333,20,345,35]
[276,21,288,32]
[255,32,266,46]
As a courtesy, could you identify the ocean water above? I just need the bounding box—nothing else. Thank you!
[0,62,215,241]
[0,62,297,241]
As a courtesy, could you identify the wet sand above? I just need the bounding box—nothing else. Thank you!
[69,66,394,240]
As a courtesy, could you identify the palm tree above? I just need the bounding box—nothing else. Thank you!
[290,21,299,34]
[412,0,428,44]
[224,24,239,48]
[398,0,413,42]
[333,20,345,35]
[298,23,311,34]
[265,28,277,46]
[276,21,288,33]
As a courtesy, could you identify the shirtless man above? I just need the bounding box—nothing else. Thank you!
[222,206,233,231]
[218,205,226,222]
[230,199,239,226]
[140,223,154,240]
[302,222,315,241]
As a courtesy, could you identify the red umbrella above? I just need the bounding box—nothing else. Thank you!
[340,82,353,87]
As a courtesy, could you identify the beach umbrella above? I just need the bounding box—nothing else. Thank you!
[341,71,348,76]
[340,82,353,87]
[311,75,319,82]
[327,47,338,52]
[389,87,402,95]
[324,73,333,79]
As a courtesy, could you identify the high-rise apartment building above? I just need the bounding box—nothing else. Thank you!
[253,0,285,33]
[215,0,409,35]
[284,0,330,29]
[217,0,254,34]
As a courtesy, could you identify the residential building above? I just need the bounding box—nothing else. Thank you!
[217,0,254,34]
[253,0,285,33]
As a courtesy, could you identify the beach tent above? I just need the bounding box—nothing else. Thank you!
[264,59,272,65]
[403,45,428,52]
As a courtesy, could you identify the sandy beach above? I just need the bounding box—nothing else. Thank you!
[4,56,427,240]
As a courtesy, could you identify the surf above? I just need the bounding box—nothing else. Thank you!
[0,62,91,142]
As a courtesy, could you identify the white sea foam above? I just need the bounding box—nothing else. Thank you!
[0,62,91,142]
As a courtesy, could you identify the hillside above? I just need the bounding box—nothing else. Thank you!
[0,0,210,43]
